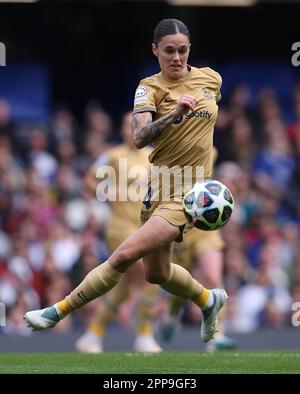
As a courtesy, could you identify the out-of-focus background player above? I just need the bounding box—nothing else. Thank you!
[75,112,161,353]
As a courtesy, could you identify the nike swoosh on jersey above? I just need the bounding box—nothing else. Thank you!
[164,97,176,102]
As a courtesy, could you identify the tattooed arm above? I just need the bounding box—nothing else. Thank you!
[131,95,198,149]
[131,111,177,149]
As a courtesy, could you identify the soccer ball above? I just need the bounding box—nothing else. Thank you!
[183,180,234,231]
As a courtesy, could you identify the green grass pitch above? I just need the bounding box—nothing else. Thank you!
[0,351,300,374]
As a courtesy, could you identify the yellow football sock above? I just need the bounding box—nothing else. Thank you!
[56,299,73,317]
[137,325,153,335]
[192,287,213,309]
[88,322,105,337]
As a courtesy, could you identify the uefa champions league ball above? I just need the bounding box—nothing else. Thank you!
[183,180,234,231]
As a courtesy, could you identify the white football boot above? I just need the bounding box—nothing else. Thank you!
[200,288,228,343]
[133,335,162,353]
[75,332,103,353]
[23,306,61,331]
[206,334,237,352]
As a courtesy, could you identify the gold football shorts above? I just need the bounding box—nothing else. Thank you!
[139,185,190,242]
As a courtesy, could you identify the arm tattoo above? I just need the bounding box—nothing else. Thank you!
[132,111,176,149]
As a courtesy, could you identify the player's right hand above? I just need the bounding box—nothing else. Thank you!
[172,95,198,117]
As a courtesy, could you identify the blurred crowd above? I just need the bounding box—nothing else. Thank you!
[1,80,300,336]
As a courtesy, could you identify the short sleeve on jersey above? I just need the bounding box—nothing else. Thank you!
[216,75,222,103]
[133,78,157,114]
[206,68,222,103]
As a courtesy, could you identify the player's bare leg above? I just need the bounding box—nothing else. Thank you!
[24,216,227,342]
[24,216,177,330]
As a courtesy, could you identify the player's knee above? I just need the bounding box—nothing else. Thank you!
[145,269,169,285]
[114,247,135,266]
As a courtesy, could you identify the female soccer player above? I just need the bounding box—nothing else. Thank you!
[24,18,228,344]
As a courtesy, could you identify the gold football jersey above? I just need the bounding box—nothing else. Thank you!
[133,66,221,180]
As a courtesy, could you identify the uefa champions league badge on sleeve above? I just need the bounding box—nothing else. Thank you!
[134,85,148,105]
